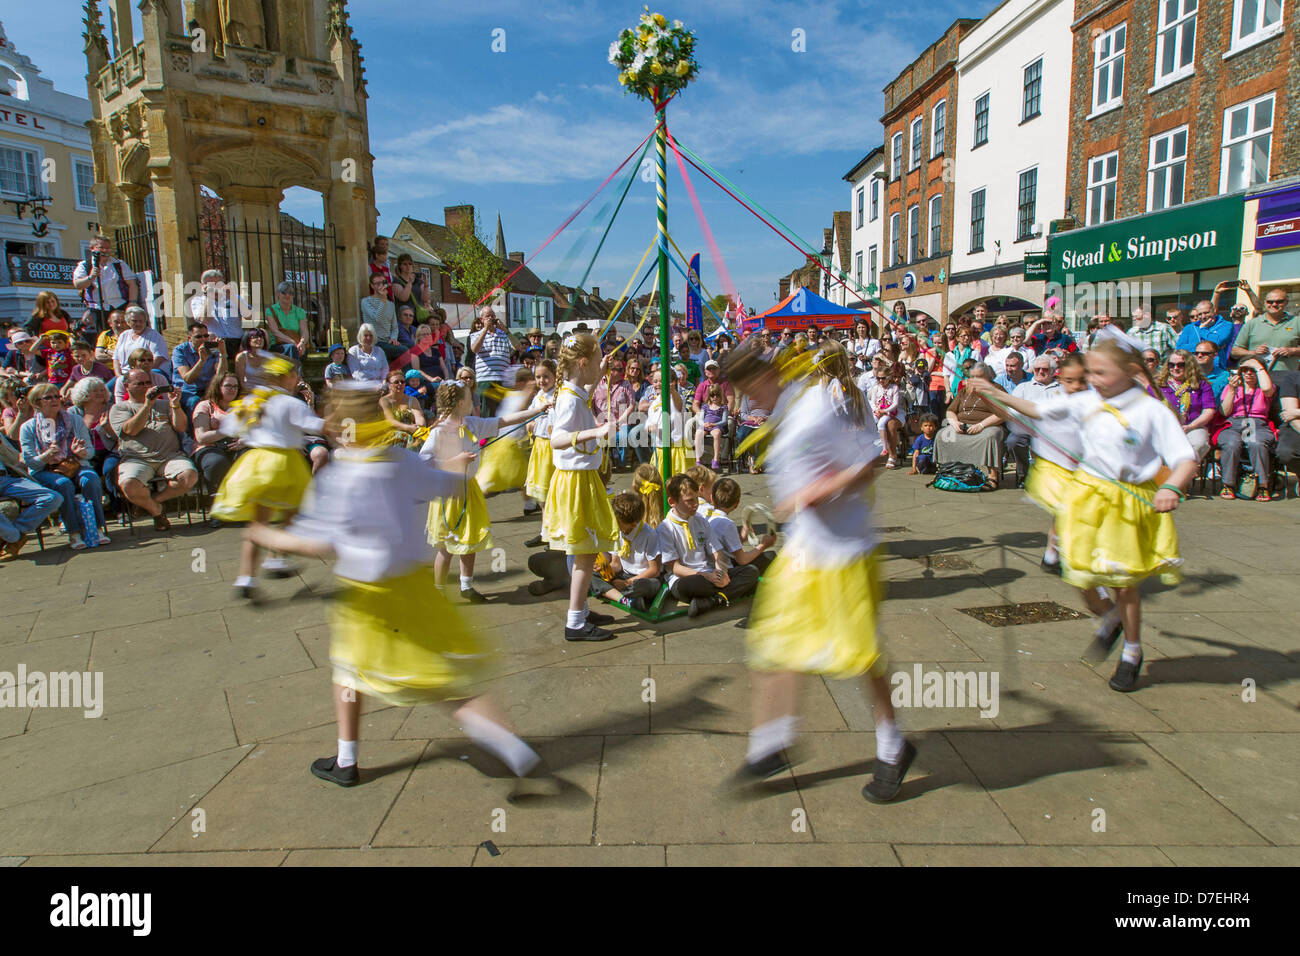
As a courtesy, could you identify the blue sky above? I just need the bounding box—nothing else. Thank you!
[11,0,985,310]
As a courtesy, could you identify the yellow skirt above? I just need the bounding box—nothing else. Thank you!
[747,550,887,679]
[1058,470,1182,589]
[542,468,618,555]
[428,477,493,554]
[331,565,493,705]
[211,447,310,523]
[653,443,696,477]
[476,435,528,494]
[1025,458,1074,516]
[524,437,554,501]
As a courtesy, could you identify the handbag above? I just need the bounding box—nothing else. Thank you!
[52,457,82,478]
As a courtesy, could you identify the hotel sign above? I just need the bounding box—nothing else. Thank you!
[1047,195,1243,283]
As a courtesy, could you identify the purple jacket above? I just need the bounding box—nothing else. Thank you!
[1161,380,1214,425]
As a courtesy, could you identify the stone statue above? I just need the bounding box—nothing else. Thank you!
[218,0,266,50]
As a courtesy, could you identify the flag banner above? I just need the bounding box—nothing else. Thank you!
[685,253,702,331]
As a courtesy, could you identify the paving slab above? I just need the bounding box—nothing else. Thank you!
[283,847,474,866]
[668,843,899,866]
[473,845,666,866]
[152,741,428,852]
[22,850,286,866]
[894,845,1173,866]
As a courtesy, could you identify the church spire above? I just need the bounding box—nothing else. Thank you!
[494,212,507,259]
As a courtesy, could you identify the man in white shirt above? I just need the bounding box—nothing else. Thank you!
[71,235,138,335]
[112,306,172,380]
[1006,354,1060,485]
[189,269,251,361]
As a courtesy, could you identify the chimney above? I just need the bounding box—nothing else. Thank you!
[508,251,524,263]
[444,204,475,236]
[591,286,600,299]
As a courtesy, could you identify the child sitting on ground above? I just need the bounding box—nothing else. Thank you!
[658,473,759,618]
[595,492,663,612]
[708,476,778,575]
[909,413,938,475]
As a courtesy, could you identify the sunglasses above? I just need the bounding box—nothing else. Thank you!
[1168,361,1186,368]
[1266,300,1286,306]
[1194,351,1213,357]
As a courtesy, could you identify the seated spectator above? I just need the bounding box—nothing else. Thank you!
[1,379,26,439]
[1217,358,1277,501]
[935,362,1006,489]
[1156,349,1215,461]
[18,383,110,548]
[994,350,1029,393]
[394,304,418,352]
[113,346,170,403]
[112,305,171,381]
[1004,354,1060,485]
[1025,313,1079,355]
[324,343,350,386]
[70,376,122,520]
[62,338,113,399]
[0,430,62,558]
[235,328,274,388]
[1274,369,1300,472]
[7,330,44,380]
[172,322,228,417]
[108,369,198,531]
[192,372,245,494]
[265,281,311,358]
[1192,340,1231,396]
[24,291,73,339]
[360,273,401,361]
[379,368,427,445]
[95,309,127,365]
[347,324,389,382]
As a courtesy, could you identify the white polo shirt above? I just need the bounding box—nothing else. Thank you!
[656,510,717,586]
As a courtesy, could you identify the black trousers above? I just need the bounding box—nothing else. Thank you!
[609,576,660,601]
[668,563,759,603]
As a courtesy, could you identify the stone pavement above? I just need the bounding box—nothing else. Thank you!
[1,470,1297,867]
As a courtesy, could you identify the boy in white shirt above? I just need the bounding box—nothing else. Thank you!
[708,477,777,575]
[595,492,663,612]
[658,473,758,618]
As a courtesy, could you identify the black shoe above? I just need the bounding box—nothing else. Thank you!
[524,534,545,548]
[1041,557,1061,575]
[1109,653,1143,692]
[626,595,648,613]
[460,587,487,604]
[734,749,792,782]
[862,740,917,803]
[310,755,359,787]
[564,621,615,642]
[585,608,615,626]
[1086,618,1124,661]
[528,579,563,597]
[688,594,725,618]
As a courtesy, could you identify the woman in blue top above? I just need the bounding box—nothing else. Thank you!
[19,383,109,549]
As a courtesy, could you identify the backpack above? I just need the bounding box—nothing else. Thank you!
[81,257,131,308]
[928,461,987,492]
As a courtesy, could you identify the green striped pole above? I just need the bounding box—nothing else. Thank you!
[655,92,672,499]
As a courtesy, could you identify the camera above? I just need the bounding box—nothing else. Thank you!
[151,384,174,396]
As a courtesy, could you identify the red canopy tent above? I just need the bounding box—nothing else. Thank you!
[746,286,877,332]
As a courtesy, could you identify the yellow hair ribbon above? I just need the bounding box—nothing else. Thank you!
[261,355,295,379]
[637,479,659,496]
[230,385,276,433]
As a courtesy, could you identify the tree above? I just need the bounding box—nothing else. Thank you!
[442,213,509,314]
[709,293,730,314]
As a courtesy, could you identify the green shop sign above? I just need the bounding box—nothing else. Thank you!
[1048,195,1243,284]
[1023,254,1049,281]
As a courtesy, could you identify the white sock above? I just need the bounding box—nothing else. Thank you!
[875,718,904,764]
[262,555,295,571]
[460,711,540,777]
[1042,544,1058,563]
[233,575,255,588]
[1094,606,1122,637]
[337,739,358,768]
[1122,641,1142,664]
[566,609,588,629]
[459,575,473,591]
[746,715,797,764]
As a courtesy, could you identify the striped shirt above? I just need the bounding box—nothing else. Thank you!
[473,328,513,384]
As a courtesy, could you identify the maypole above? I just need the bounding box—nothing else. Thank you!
[654,90,672,490]
[610,8,698,498]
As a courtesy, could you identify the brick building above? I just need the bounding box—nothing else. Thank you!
[879,17,979,327]
[1051,0,1298,318]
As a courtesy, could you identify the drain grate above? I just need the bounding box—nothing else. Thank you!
[958,601,1086,627]
[908,553,975,571]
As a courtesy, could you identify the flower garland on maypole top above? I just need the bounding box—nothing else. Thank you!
[610,8,698,493]
[608,8,699,103]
